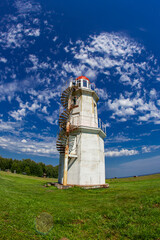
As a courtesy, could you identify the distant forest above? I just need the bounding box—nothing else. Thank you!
[0,156,58,178]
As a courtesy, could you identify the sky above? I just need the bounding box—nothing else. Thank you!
[0,0,160,178]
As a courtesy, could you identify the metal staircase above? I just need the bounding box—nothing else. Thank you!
[56,85,79,154]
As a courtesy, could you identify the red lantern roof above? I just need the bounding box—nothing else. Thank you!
[76,76,90,82]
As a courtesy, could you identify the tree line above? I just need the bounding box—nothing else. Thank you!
[0,156,58,178]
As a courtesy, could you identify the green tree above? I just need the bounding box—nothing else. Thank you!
[53,165,59,178]
[24,166,31,175]
[11,161,21,173]
[36,164,43,177]
[0,155,58,178]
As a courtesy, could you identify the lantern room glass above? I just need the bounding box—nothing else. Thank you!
[83,80,87,87]
[75,78,90,89]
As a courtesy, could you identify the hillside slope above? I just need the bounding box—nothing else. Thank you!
[0,171,160,240]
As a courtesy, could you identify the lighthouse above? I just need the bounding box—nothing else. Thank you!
[57,76,106,186]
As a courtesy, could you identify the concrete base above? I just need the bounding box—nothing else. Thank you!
[58,127,106,186]
[45,182,109,190]
[67,183,109,189]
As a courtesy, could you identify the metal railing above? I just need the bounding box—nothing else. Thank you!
[98,118,106,134]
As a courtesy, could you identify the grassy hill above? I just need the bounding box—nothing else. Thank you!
[0,171,160,240]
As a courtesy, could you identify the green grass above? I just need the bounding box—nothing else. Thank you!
[0,171,160,240]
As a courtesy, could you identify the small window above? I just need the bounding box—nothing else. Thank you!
[83,80,87,87]
[73,97,76,105]
[77,80,81,87]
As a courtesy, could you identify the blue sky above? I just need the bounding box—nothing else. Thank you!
[0,0,160,178]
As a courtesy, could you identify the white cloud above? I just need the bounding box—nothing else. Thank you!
[0,81,18,101]
[119,74,131,85]
[14,0,41,14]
[157,100,160,106]
[138,102,160,123]
[0,3,42,51]
[142,145,160,153]
[10,108,26,121]
[150,89,157,99]
[28,54,38,70]
[31,88,61,105]
[137,101,157,112]
[118,117,127,122]
[107,94,160,124]
[139,115,149,122]
[96,88,108,100]
[0,120,14,131]
[0,79,31,102]
[105,148,139,157]
[64,46,69,52]
[45,109,59,125]
[24,28,40,37]
[28,101,41,112]
[0,23,24,49]
[53,36,58,42]
[0,135,57,157]
[42,106,48,114]
[9,98,45,121]
[0,57,7,63]
[63,32,159,88]
[108,97,137,117]
[106,134,139,143]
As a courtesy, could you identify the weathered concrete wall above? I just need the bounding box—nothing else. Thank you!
[71,88,98,128]
[80,132,105,185]
[67,130,105,185]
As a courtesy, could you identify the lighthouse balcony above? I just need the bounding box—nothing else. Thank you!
[70,115,106,134]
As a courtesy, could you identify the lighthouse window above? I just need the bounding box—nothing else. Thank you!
[83,80,87,87]
[77,80,81,87]
[73,97,76,105]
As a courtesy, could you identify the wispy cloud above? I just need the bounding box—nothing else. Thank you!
[105,134,140,143]
[105,144,160,158]
[14,0,41,14]
[0,135,57,157]
[10,108,26,121]
[142,145,160,153]
[0,79,33,102]
[64,32,160,87]
[0,120,20,132]
[0,57,7,63]
[105,148,139,157]
[107,94,160,124]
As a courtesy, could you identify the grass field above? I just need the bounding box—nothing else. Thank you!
[0,171,160,240]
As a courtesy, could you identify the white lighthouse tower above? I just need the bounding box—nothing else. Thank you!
[57,76,106,186]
